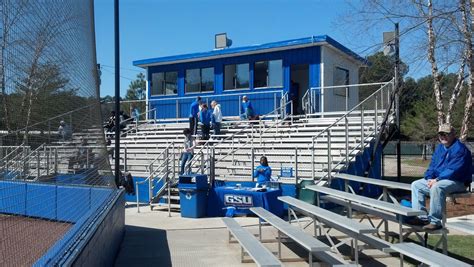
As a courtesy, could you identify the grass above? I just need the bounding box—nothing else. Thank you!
[402,158,431,168]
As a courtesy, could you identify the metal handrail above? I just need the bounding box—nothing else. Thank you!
[311,80,394,182]
[185,99,293,172]
[120,108,157,137]
[311,80,393,143]
[147,143,174,171]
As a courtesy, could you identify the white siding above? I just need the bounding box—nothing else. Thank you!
[320,46,360,113]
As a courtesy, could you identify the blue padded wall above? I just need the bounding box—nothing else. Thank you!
[57,186,91,222]
[0,181,26,215]
[26,183,57,219]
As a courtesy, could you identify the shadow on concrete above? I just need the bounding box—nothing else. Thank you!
[114,225,171,267]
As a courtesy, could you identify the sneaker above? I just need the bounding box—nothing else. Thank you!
[406,217,429,226]
[422,223,442,231]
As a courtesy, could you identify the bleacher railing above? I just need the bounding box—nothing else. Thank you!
[310,80,395,183]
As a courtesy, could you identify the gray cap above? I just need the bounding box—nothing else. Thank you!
[438,123,453,134]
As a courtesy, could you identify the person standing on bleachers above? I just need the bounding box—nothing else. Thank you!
[180,128,196,175]
[58,120,72,141]
[189,96,201,135]
[253,156,272,187]
[211,100,222,136]
[409,124,472,231]
[199,103,212,141]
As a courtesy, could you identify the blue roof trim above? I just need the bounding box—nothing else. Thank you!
[133,35,366,67]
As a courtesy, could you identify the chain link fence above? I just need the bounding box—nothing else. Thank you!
[0,1,115,265]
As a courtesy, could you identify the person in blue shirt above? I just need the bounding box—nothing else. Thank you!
[199,103,212,140]
[409,124,472,230]
[253,156,272,186]
[240,95,255,120]
[189,96,201,135]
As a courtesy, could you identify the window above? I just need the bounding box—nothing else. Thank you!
[224,63,249,90]
[333,67,349,97]
[254,60,283,88]
[186,67,214,93]
[151,71,177,96]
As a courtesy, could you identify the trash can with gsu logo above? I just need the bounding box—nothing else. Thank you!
[178,174,208,218]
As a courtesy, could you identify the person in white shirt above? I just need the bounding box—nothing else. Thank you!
[211,100,223,136]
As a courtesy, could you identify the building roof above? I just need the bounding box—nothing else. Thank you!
[133,35,367,68]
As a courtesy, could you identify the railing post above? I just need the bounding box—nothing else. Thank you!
[176,99,179,123]
[290,100,294,124]
[154,109,157,123]
[165,148,170,217]
[136,182,141,213]
[311,139,315,180]
[200,150,204,174]
[360,106,365,152]
[48,121,51,144]
[375,95,378,137]
[210,147,215,186]
[44,147,51,175]
[251,147,255,182]
[345,86,349,111]
[327,130,332,183]
[36,151,40,178]
[54,148,58,174]
[172,143,176,181]
[345,117,349,168]
[294,147,298,185]
[273,92,277,117]
[124,146,128,172]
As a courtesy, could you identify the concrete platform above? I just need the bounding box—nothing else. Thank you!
[115,204,412,266]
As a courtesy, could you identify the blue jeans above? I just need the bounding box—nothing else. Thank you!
[180,152,193,175]
[411,178,466,225]
[213,122,221,136]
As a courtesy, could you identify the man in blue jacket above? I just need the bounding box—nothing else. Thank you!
[189,96,201,135]
[409,124,472,230]
[240,95,254,120]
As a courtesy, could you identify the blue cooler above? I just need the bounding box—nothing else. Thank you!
[178,174,208,218]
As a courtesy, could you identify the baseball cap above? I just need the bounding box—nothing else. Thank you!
[438,123,453,134]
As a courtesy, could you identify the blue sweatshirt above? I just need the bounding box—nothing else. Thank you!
[199,109,212,126]
[424,139,472,184]
[253,165,272,184]
[240,101,253,115]
[189,100,200,118]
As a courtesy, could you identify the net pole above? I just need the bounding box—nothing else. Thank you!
[114,0,121,184]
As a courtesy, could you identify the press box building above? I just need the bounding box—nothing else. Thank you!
[133,35,366,119]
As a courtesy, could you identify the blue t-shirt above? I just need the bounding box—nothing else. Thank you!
[253,165,272,184]
[424,139,472,184]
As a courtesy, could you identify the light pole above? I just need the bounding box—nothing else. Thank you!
[394,23,401,183]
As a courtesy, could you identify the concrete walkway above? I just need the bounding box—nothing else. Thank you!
[115,204,473,267]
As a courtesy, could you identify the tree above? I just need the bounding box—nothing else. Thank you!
[343,0,473,141]
[124,73,146,120]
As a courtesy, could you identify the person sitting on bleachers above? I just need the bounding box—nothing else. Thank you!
[408,124,472,231]
[68,138,92,170]
[240,95,254,120]
[253,156,272,187]
[103,111,116,132]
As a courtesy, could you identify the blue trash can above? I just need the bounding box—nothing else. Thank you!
[178,174,208,218]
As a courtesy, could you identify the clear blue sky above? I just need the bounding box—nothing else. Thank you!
[94,0,407,97]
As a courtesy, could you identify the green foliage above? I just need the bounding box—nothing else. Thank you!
[401,97,438,141]
[125,73,146,100]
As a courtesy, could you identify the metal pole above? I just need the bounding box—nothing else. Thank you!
[311,139,315,179]
[345,117,349,167]
[251,147,255,182]
[361,106,365,152]
[294,147,298,185]
[114,0,121,185]
[327,131,332,182]
[395,22,401,183]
